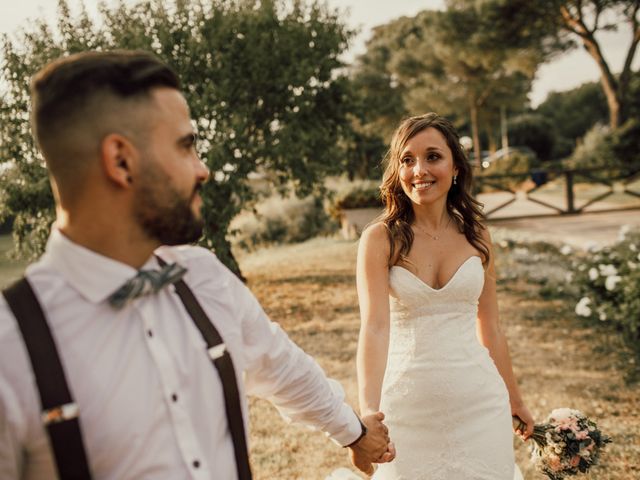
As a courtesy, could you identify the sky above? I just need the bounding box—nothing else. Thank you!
[1,0,638,106]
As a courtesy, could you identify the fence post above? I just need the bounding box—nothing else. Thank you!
[566,171,575,213]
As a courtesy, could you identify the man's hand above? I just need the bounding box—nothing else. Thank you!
[348,412,396,476]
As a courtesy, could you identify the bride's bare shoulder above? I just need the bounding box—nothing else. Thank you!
[359,222,391,255]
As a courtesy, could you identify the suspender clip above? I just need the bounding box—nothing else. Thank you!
[208,343,227,360]
[41,402,79,426]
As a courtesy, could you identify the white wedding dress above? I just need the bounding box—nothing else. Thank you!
[373,256,522,480]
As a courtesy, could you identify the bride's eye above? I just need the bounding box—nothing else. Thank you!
[401,156,414,165]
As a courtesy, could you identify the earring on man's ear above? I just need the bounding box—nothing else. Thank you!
[453,175,457,185]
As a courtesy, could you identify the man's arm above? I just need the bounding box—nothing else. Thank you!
[228,272,393,467]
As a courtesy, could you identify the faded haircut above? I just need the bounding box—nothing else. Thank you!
[31,50,180,182]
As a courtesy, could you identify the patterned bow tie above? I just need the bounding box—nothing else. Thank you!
[108,262,187,309]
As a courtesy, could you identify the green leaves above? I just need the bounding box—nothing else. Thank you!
[0,0,353,276]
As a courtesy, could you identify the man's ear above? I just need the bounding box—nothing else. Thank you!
[101,133,138,188]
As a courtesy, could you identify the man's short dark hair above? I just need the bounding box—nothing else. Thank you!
[31,50,180,161]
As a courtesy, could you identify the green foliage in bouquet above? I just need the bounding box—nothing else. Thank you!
[0,0,354,277]
[571,227,640,357]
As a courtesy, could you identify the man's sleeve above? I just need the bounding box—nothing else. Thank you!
[230,275,362,447]
[0,376,24,479]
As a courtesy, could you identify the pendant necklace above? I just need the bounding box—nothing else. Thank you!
[414,216,452,241]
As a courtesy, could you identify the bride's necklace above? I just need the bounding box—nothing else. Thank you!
[414,216,452,241]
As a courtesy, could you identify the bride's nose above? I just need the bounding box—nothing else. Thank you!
[414,157,429,176]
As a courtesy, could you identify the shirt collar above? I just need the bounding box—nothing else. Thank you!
[36,228,161,305]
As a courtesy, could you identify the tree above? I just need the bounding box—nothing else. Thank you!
[0,0,354,277]
[489,0,640,130]
[351,3,542,164]
[507,113,556,161]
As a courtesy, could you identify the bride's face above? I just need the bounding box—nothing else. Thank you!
[398,127,458,207]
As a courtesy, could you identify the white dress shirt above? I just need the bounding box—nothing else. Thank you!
[0,229,361,479]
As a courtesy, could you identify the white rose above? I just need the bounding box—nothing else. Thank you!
[599,264,618,276]
[560,245,573,256]
[605,275,622,291]
[588,268,599,281]
[575,297,592,317]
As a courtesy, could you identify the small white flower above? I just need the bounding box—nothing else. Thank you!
[578,264,586,272]
[565,272,574,282]
[560,245,573,255]
[605,275,622,291]
[584,241,601,252]
[588,268,599,281]
[599,312,607,321]
[598,264,617,276]
[618,224,631,241]
[630,243,637,252]
[575,297,592,317]
[628,261,637,270]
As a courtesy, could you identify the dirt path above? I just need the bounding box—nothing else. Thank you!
[241,236,639,479]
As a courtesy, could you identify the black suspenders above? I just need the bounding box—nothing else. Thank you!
[2,278,91,480]
[2,270,253,480]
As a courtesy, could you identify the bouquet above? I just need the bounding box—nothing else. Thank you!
[516,408,611,479]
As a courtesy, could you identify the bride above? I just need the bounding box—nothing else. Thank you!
[356,113,533,479]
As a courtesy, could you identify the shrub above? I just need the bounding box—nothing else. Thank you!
[230,194,338,251]
[571,227,640,356]
[326,179,382,218]
[564,124,616,170]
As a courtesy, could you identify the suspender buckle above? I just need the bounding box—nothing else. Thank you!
[207,343,227,360]
[41,402,79,426]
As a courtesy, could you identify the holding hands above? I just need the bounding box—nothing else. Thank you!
[348,411,395,476]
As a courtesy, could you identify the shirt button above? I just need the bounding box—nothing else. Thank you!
[192,460,200,469]
[147,330,153,338]
[171,393,178,403]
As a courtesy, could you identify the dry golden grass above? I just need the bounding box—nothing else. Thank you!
[240,236,640,480]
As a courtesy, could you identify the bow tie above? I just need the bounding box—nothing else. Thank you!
[107,262,187,309]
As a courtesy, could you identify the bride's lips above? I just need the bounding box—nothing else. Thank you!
[412,180,435,191]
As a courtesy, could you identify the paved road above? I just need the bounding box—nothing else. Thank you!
[488,209,640,248]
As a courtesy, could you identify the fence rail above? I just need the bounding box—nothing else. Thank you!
[473,164,640,220]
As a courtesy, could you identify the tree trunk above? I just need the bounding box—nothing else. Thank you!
[469,99,481,167]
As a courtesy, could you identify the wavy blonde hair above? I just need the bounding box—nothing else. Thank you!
[379,113,489,266]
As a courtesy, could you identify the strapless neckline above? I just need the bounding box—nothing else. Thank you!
[390,255,482,292]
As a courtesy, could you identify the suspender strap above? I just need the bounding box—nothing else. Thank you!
[157,258,252,480]
[2,278,92,480]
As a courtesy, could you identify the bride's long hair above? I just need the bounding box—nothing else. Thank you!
[379,113,489,266]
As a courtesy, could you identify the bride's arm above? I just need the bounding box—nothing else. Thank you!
[356,223,392,416]
[476,227,535,439]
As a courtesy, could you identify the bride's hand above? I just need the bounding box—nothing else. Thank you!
[511,403,534,440]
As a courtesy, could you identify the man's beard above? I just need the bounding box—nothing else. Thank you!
[134,175,204,246]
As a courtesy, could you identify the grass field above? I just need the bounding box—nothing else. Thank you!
[240,236,640,479]
[1,233,637,479]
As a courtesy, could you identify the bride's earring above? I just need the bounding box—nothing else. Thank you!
[453,175,457,185]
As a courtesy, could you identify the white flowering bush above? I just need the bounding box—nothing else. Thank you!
[571,226,640,353]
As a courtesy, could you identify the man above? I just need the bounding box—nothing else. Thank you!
[0,51,393,479]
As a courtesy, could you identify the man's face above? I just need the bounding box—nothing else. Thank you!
[132,88,210,246]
